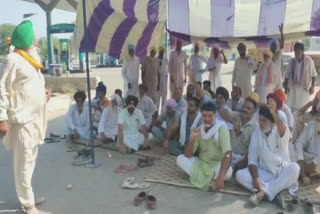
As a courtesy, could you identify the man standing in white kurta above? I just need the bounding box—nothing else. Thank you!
[168,39,187,97]
[188,42,207,83]
[207,46,228,91]
[157,46,168,112]
[232,43,257,99]
[121,44,140,97]
[0,21,49,214]
[283,42,317,113]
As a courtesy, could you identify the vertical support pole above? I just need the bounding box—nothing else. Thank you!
[46,11,54,65]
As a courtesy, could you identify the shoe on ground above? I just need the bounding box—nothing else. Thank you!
[35,197,46,206]
[72,155,92,166]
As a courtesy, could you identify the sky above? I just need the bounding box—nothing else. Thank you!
[0,0,76,39]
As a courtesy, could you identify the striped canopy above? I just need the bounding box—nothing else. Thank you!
[72,0,320,58]
[72,0,166,60]
[168,0,320,48]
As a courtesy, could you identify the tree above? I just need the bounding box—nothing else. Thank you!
[0,23,16,55]
[38,37,61,60]
[302,38,310,51]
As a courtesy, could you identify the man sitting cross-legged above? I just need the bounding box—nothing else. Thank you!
[236,106,300,208]
[118,95,150,154]
[98,94,122,144]
[294,102,320,186]
[219,92,259,172]
[65,91,90,151]
[164,97,202,155]
[177,102,233,191]
[151,99,180,147]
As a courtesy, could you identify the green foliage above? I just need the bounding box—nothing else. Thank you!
[302,38,310,51]
[37,37,61,60]
[0,23,16,55]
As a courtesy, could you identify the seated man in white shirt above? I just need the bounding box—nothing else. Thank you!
[273,89,294,132]
[65,91,90,150]
[118,95,150,154]
[294,103,320,186]
[98,94,122,144]
[227,86,244,112]
[183,84,195,102]
[236,106,300,208]
[137,84,157,129]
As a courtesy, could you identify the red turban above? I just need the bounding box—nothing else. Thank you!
[267,93,283,110]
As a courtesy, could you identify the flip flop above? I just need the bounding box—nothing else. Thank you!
[133,191,147,206]
[146,195,157,210]
[114,165,138,173]
[121,177,150,189]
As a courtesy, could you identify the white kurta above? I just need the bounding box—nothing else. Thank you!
[232,56,257,98]
[281,104,294,129]
[189,54,207,82]
[254,63,276,103]
[207,56,222,91]
[65,104,90,139]
[158,57,168,112]
[295,121,320,168]
[236,126,299,201]
[285,56,317,111]
[0,52,47,207]
[168,50,187,95]
[118,108,146,151]
[98,106,121,141]
[137,95,157,127]
[121,56,140,97]
[273,50,284,89]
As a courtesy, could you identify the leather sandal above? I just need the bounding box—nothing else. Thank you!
[133,191,147,206]
[146,195,157,210]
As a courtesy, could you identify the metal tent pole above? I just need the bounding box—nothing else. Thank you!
[82,0,101,168]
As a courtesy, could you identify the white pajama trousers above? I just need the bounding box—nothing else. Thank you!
[235,163,300,201]
[176,155,233,180]
[11,124,40,207]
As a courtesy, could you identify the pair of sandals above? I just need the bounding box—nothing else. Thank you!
[133,191,157,210]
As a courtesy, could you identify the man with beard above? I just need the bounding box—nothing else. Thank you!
[294,102,320,186]
[164,97,202,155]
[0,21,50,214]
[173,87,188,118]
[141,46,160,104]
[236,106,300,208]
[183,84,195,102]
[168,39,187,97]
[98,94,122,143]
[220,92,259,172]
[65,91,90,151]
[118,95,150,154]
[151,99,180,146]
[177,102,233,191]
[232,43,257,98]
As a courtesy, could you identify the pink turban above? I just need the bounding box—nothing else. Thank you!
[165,99,177,111]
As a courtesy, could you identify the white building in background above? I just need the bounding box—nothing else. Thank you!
[309,37,320,51]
